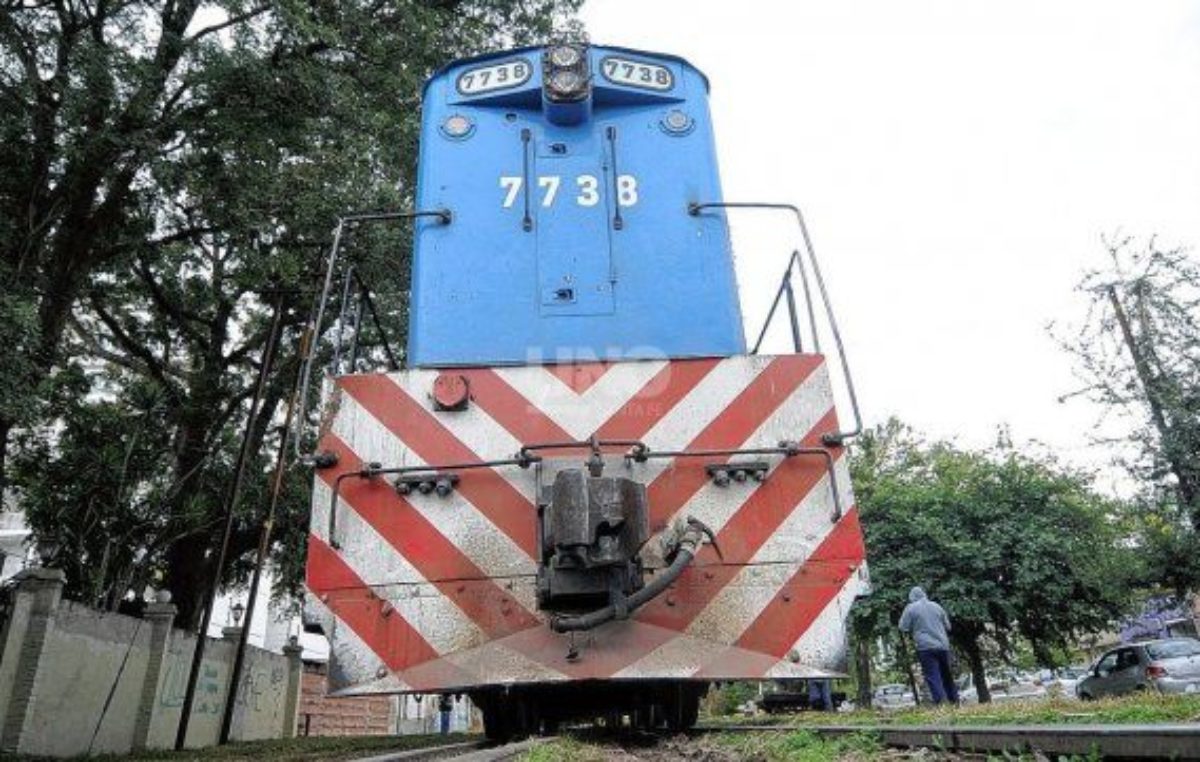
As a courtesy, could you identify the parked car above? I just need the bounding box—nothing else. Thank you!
[958,672,1047,704]
[1076,638,1200,699]
[1039,666,1087,699]
[872,683,916,710]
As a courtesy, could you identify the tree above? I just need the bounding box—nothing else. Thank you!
[1057,236,1200,593]
[4,1,583,624]
[850,420,1131,702]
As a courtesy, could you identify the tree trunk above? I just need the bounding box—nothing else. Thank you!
[1108,285,1200,529]
[0,416,11,496]
[855,636,873,708]
[166,536,212,629]
[897,636,922,705]
[960,632,991,703]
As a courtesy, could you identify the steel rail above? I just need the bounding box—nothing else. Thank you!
[695,723,1200,759]
[350,737,548,762]
[351,723,1200,761]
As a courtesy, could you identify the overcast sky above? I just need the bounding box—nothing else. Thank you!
[582,1,1200,481]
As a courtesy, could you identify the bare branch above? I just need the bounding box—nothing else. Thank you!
[184,4,271,44]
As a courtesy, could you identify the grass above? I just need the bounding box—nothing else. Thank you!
[708,730,885,762]
[746,692,1200,727]
[519,731,887,762]
[0,733,472,762]
[519,736,608,762]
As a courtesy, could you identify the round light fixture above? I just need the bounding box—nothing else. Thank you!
[441,113,473,139]
[661,109,693,135]
[548,45,582,68]
[549,69,584,95]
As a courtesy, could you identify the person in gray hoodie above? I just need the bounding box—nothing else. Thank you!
[898,586,958,704]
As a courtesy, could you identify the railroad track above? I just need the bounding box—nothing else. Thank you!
[351,737,549,762]
[352,721,1200,761]
[701,723,1200,759]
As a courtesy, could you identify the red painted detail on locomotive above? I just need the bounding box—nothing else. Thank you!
[338,375,538,557]
[306,536,438,670]
[432,372,470,410]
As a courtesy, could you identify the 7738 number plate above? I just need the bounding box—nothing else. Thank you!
[456,59,532,96]
[600,57,674,92]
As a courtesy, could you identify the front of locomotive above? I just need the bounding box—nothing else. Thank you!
[305,43,868,735]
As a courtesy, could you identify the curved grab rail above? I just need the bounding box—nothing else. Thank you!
[294,209,451,463]
[688,201,862,445]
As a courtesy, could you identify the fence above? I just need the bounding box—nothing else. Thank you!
[0,568,303,757]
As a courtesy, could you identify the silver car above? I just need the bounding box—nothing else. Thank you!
[1076,638,1200,699]
[872,683,916,710]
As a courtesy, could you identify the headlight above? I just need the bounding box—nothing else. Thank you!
[661,109,693,135]
[548,45,582,68]
[549,69,584,96]
[441,114,473,139]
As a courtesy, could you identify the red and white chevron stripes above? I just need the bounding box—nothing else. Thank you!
[305,355,869,695]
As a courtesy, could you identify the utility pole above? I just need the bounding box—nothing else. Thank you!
[175,295,284,750]
[219,338,302,743]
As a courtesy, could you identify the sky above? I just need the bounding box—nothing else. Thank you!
[581,0,1200,482]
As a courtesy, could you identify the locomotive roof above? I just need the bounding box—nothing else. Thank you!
[423,43,712,96]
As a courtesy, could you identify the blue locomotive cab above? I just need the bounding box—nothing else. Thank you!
[407,44,746,367]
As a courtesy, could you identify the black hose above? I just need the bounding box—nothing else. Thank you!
[550,545,698,633]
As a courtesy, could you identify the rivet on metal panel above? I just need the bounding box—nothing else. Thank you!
[787,649,800,663]
[782,592,792,603]
[321,593,329,602]
[703,571,714,580]
[381,602,394,618]
[457,584,466,593]
[376,666,388,679]
[505,581,514,591]
[409,587,420,597]
[666,596,676,607]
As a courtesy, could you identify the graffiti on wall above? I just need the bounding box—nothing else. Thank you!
[159,657,225,715]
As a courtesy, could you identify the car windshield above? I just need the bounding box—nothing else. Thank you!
[1146,639,1200,660]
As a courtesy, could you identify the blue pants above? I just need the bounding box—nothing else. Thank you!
[807,679,833,711]
[917,649,958,704]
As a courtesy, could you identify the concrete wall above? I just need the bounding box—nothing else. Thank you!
[0,568,303,757]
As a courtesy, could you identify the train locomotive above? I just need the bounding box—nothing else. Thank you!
[302,43,869,738]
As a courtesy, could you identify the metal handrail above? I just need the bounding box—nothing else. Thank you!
[324,435,848,547]
[294,209,451,463]
[688,201,863,445]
